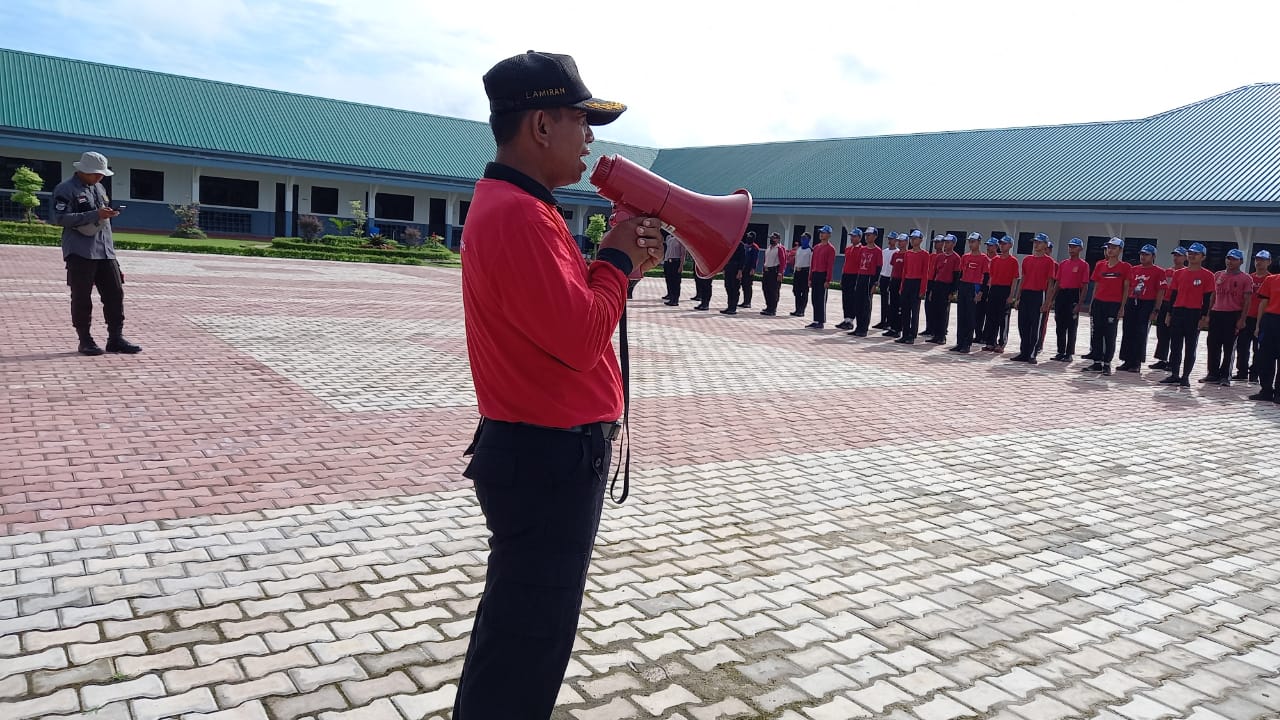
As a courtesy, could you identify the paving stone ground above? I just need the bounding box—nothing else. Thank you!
[2,244,1279,720]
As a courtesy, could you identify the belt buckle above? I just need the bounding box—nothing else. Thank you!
[604,421,622,442]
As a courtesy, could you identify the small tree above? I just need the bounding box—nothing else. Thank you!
[10,166,43,223]
[169,203,206,239]
[585,213,607,259]
[328,217,354,235]
[402,227,422,247]
[298,214,323,241]
[349,200,367,237]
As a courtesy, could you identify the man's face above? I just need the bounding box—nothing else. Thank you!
[866,232,878,246]
[1226,256,1242,271]
[1174,254,1187,266]
[818,232,830,244]
[968,239,980,253]
[1140,253,1153,265]
[1256,258,1272,273]
[1068,246,1081,258]
[1188,251,1205,266]
[1105,245,1120,260]
[1034,241,1047,255]
[542,108,593,188]
[78,172,104,186]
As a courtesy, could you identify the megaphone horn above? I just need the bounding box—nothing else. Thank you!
[590,155,752,279]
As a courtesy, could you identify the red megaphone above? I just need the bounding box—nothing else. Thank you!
[589,155,752,279]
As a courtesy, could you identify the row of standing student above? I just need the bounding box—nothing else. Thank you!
[657,228,1280,403]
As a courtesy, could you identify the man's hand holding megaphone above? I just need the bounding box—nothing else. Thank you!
[601,215,664,276]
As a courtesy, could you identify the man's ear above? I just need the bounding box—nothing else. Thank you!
[528,109,554,148]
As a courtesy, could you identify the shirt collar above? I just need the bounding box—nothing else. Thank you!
[484,162,557,207]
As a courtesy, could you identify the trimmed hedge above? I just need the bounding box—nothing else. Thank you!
[270,237,454,262]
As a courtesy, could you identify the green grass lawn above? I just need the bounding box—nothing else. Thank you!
[112,232,268,249]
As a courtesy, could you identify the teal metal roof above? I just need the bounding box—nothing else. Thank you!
[1,49,1276,206]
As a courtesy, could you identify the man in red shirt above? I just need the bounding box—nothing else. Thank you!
[1203,248,1253,385]
[1159,243,1216,387]
[895,229,929,343]
[1116,244,1165,372]
[457,51,661,719]
[1249,269,1280,403]
[843,228,883,336]
[881,233,908,337]
[1081,238,1131,375]
[1235,249,1272,382]
[1047,237,1088,361]
[1149,246,1188,370]
[807,225,836,329]
[973,237,999,346]
[1011,233,1056,363]
[924,234,962,345]
[951,232,990,354]
[837,227,866,330]
[981,236,1018,352]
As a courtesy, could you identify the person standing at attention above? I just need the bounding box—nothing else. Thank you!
[760,232,787,316]
[1236,249,1272,383]
[661,232,686,306]
[1202,248,1253,386]
[895,229,930,344]
[456,50,661,720]
[1149,246,1188,371]
[951,232,990,354]
[791,234,812,317]
[1010,233,1055,363]
[981,236,1019,353]
[1081,238,1130,376]
[1159,243,1215,388]
[1115,245,1163,372]
[806,226,836,329]
[740,232,759,308]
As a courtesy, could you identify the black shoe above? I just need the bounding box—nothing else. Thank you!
[805,322,824,329]
[1158,375,1181,385]
[1149,361,1169,371]
[1119,365,1139,373]
[1101,364,1112,376]
[852,330,868,337]
[895,337,915,344]
[1082,362,1104,372]
[1009,355,1030,362]
[1027,358,1038,365]
[789,311,803,317]
[1218,378,1232,387]
[951,346,972,354]
[882,330,900,338]
[1179,378,1191,387]
[1198,375,1219,384]
[1115,363,1133,372]
[720,308,737,315]
[760,309,775,316]
[105,336,141,354]
[871,323,887,330]
[664,300,679,306]
[660,295,671,301]
[1232,372,1249,381]
[835,321,853,330]
[695,304,709,311]
[78,338,104,356]
[927,337,946,345]
[1060,355,1073,363]
[1082,354,1099,361]
[1049,354,1064,361]
[1248,392,1275,401]
[740,303,752,309]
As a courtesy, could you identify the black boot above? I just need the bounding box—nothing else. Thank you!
[78,334,104,356]
[106,335,142,354]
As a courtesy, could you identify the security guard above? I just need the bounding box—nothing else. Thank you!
[51,151,141,356]
[456,50,660,720]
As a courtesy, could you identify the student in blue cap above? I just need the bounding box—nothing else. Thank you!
[1150,246,1188,370]
[1047,238,1089,361]
[1116,244,1164,372]
[1202,248,1253,385]
[973,237,999,345]
[1236,249,1272,382]
[1159,243,1215,387]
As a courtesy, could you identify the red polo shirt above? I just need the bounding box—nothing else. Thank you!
[988,255,1019,286]
[1247,272,1270,318]
[902,249,931,281]
[1128,264,1163,302]
[930,252,961,282]
[1091,260,1132,302]
[844,245,882,276]
[462,167,626,428]
[959,253,990,284]
[1056,258,1089,290]
[890,249,905,278]
[1020,255,1057,292]
[1258,274,1280,316]
[1170,267,1216,309]
[811,243,836,275]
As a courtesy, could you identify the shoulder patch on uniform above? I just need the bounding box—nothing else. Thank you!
[55,201,67,211]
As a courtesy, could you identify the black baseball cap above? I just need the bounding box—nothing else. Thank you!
[483,51,626,126]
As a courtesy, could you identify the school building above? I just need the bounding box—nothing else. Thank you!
[2,48,1278,270]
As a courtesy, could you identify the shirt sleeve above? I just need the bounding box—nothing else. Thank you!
[50,184,100,229]
[492,208,627,373]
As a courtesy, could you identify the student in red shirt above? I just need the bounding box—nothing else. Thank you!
[1047,237,1089,361]
[806,225,836,329]
[1116,244,1165,372]
[1011,233,1057,363]
[1150,246,1189,370]
[882,234,908,337]
[895,229,930,343]
[1081,238,1131,375]
[457,51,661,719]
[981,236,1019,352]
[1249,269,1280,402]
[842,228,883,336]
[973,237,999,346]
[924,234,962,345]
[1236,249,1272,382]
[951,232,990,354]
[837,227,866,330]
[1159,243,1216,387]
[1202,248,1254,385]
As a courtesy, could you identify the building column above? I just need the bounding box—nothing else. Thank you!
[191,166,200,204]
[284,177,295,238]
[445,192,458,247]
[367,184,378,232]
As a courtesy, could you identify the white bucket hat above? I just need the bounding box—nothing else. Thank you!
[73,151,114,176]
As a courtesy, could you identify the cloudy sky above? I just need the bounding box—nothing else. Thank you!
[3,0,1277,148]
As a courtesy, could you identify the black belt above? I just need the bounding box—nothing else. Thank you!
[477,419,622,442]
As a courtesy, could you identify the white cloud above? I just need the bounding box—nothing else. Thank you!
[5,0,1279,147]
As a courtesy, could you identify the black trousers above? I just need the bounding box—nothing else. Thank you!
[1257,314,1280,394]
[662,259,682,301]
[792,268,810,314]
[1054,288,1081,357]
[1167,307,1203,379]
[1237,316,1259,378]
[840,275,858,322]
[926,280,953,340]
[762,267,782,312]
[66,254,125,338]
[741,269,755,306]
[974,285,989,343]
[723,268,742,310]
[982,285,1012,346]
[955,283,977,349]
[887,277,902,331]
[851,275,876,332]
[1205,310,1240,378]
[694,276,713,305]
[454,420,611,720]
[1152,301,1174,361]
[1017,289,1045,358]
[1089,300,1121,363]
[1118,298,1156,366]
[810,271,829,323]
[878,276,893,325]
[899,279,922,340]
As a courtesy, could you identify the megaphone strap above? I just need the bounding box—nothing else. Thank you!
[610,311,631,504]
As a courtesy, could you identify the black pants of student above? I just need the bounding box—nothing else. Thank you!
[887,278,901,331]
[899,279,923,340]
[741,269,755,306]
[662,259,682,301]
[1257,314,1280,395]
[792,268,810,314]
[66,254,124,339]
[1016,289,1045,358]
[454,420,611,720]
[1088,300,1121,363]
[982,285,1012,346]
[955,283,977,349]
[693,276,713,305]
[723,269,742,311]
[1205,309,1240,378]
[762,267,782,313]
[810,271,829,323]
[840,275,858,322]
[1054,288,1081,357]
[1118,298,1156,366]
[878,276,893,326]
[926,281,952,340]
[1152,301,1174,361]
[1237,316,1259,378]
[1167,307,1203,379]
[849,274,876,332]
[974,287,989,343]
